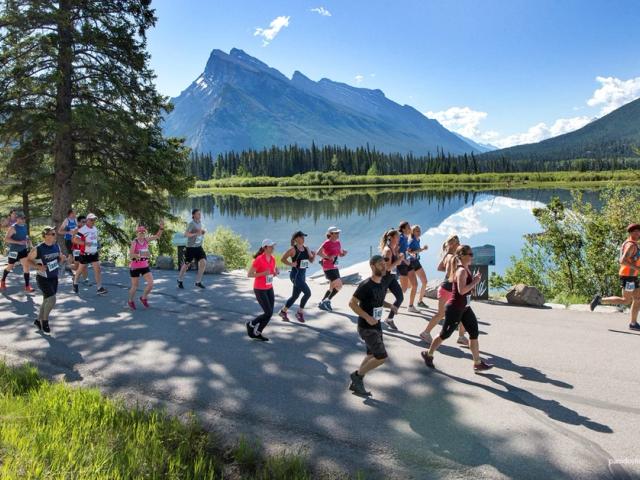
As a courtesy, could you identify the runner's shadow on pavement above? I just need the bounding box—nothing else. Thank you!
[383,330,425,348]
[37,332,84,382]
[1,290,37,318]
[484,353,573,389]
[442,372,611,433]
[607,329,640,336]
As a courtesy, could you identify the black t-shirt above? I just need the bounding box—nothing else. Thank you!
[353,277,386,330]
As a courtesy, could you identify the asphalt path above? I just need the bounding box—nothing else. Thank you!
[0,266,639,479]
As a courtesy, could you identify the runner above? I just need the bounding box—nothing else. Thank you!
[317,226,347,312]
[420,245,493,372]
[348,255,396,397]
[279,231,315,323]
[590,223,640,330]
[1,212,33,292]
[72,216,90,285]
[380,229,404,331]
[72,213,107,295]
[27,227,65,333]
[247,239,279,341]
[1,209,16,229]
[407,225,429,311]
[57,208,77,271]
[398,221,418,312]
[177,209,207,289]
[127,222,165,310]
[419,235,469,346]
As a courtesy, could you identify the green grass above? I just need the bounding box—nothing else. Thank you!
[191,170,640,192]
[0,361,314,480]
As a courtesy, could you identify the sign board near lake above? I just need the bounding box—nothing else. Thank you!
[470,244,494,300]
[471,244,495,266]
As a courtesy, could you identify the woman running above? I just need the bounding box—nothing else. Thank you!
[127,221,165,310]
[57,209,77,271]
[247,239,279,341]
[397,221,414,305]
[1,212,33,292]
[421,245,493,372]
[407,225,429,311]
[380,229,404,331]
[279,231,315,323]
[419,235,468,346]
[318,226,347,312]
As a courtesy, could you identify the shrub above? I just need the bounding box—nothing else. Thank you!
[202,226,252,270]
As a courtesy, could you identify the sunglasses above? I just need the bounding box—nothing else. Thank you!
[465,252,474,257]
[45,232,56,237]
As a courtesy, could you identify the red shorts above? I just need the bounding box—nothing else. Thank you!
[437,286,454,302]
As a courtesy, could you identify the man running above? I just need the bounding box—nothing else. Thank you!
[348,255,396,397]
[1,212,33,292]
[590,223,640,330]
[72,213,107,295]
[177,209,207,289]
[28,227,65,333]
[57,208,78,271]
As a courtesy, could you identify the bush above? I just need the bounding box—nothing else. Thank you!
[202,226,252,270]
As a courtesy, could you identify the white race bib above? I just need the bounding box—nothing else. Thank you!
[266,274,273,285]
[8,251,18,259]
[195,235,203,245]
[625,281,636,292]
[299,259,309,269]
[73,249,80,257]
[466,294,472,307]
[373,307,383,322]
[47,260,59,272]
[86,240,97,254]
[139,249,150,258]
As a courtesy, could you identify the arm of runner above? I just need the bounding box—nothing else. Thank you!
[308,247,317,262]
[457,269,480,295]
[129,241,138,260]
[383,300,397,313]
[148,222,165,242]
[57,219,68,236]
[4,226,22,246]
[620,244,639,273]
[349,296,376,325]
[72,234,84,246]
[27,248,45,273]
[437,255,447,272]
[280,247,295,267]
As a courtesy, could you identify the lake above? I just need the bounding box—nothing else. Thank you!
[171,188,600,281]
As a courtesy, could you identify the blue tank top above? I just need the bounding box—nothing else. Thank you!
[9,223,28,252]
[36,242,61,279]
[64,218,77,240]
[399,234,408,255]
[408,238,421,260]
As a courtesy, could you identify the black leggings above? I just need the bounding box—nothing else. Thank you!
[252,288,275,333]
[384,274,403,319]
[285,269,311,309]
[440,305,479,340]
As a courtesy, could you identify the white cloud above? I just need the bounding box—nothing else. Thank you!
[310,6,331,16]
[254,16,290,46]
[492,116,591,148]
[354,74,364,84]
[426,106,488,140]
[587,75,640,116]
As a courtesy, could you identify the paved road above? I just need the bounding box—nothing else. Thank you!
[1,267,639,479]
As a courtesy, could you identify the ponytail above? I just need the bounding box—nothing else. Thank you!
[253,246,265,259]
[379,228,398,252]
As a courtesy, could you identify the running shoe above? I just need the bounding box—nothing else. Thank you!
[33,319,42,331]
[326,301,333,312]
[349,371,371,397]
[457,335,469,347]
[318,300,329,311]
[255,333,269,342]
[419,331,433,344]
[72,283,79,294]
[589,295,601,312]
[407,305,419,313]
[24,285,34,293]
[629,323,640,331]
[140,296,149,308]
[421,351,435,368]
[295,311,305,323]
[279,309,289,321]
[177,279,184,289]
[83,278,91,286]
[195,282,205,289]
[246,322,256,338]
[97,287,108,295]
[474,360,494,372]
[42,320,50,333]
[417,301,428,309]
[128,300,136,310]
[0,280,5,290]
[384,319,398,331]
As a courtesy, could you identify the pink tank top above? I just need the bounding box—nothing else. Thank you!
[130,238,150,269]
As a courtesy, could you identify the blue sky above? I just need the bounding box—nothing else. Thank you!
[147,0,640,147]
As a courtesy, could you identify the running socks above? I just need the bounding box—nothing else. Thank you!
[328,288,339,300]
[23,273,30,286]
[322,290,331,301]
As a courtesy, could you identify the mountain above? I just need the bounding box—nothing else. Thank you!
[163,48,479,156]
[452,133,497,153]
[482,98,640,161]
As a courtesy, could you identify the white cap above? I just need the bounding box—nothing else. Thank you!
[261,238,276,247]
[327,226,341,234]
[86,213,97,220]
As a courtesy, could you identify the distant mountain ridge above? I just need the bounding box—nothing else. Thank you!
[163,48,480,156]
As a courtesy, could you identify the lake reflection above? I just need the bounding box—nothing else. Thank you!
[171,188,600,279]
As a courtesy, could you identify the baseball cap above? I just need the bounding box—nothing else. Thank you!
[15,212,25,218]
[292,230,307,238]
[327,226,341,234]
[261,238,276,247]
[627,223,640,233]
[86,213,97,220]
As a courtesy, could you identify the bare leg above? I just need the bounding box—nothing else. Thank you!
[469,339,481,365]
[427,336,444,356]
[92,262,102,289]
[424,297,446,334]
[178,262,189,281]
[196,258,206,283]
[408,271,418,306]
[128,276,140,302]
[417,269,427,303]
[358,356,386,376]
[141,272,153,299]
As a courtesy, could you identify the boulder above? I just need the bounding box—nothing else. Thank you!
[341,272,361,285]
[506,284,545,307]
[425,278,443,300]
[204,254,225,274]
[155,255,174,270]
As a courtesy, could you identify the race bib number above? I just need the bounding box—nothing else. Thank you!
[8,251,18,259]
[266,274,273,285]
[86,241,97,254]
[299,259,309,269]
[373,307,383,322]
[625,281,636,292]
[73,250,80,257]
[195,235,203,245]
[139,249,150,258]
[47,260,59,272]
[466,294,472,307]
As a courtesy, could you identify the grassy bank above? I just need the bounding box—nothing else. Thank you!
[192,170,640,192]
[0,361,315,479]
